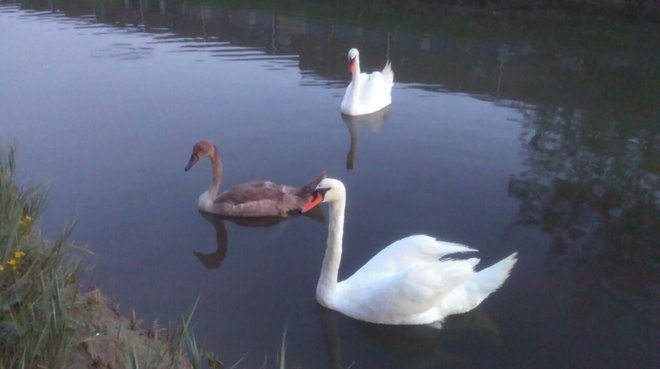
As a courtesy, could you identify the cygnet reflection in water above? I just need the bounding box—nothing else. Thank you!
[192,207,325,269]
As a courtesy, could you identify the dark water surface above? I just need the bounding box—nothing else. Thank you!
[1,1,658,368]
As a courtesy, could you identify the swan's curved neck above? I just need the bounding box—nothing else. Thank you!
[351,57,361,85]
[348,57,362,105]
[207,146,223,199]
[317,195,345,307]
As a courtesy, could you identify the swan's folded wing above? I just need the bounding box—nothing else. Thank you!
[215,182,284,205]
[360,72,391,102]
[380,61,394,85]
[355,235,477,276]
[340,259,478,324]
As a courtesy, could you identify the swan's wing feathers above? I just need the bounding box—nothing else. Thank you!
[464,252,518,303]
[356,235,477,276]
[232,181,279,190]
[437,253,518,316]
[363,72,392,94]
[381,61,394,85]
[405,236,478,258]
[339,272,433,321]
[341,258,478,322]
[216,183,284,205]
[397,260,478,310]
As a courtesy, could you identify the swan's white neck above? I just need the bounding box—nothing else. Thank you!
[317,194,346,307]
[349,57,362,101]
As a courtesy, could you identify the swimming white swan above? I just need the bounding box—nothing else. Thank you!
[340,48,394,116]
[302,178,518,325]
[185,140,325,217]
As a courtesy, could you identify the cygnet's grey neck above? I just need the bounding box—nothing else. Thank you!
[199,146,223,211]
[209,146,223,197]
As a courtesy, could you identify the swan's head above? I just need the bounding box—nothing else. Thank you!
[185,140,215,171]
[301,178,346,212]
[347,48,359,73]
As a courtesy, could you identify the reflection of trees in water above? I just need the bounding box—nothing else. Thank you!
[509,105,659,317]
[10,0,659,114]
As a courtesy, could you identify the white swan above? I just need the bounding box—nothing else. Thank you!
[340,48,394,116]
[302,178,518,325]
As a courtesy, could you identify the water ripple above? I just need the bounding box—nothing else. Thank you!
[90,44,154,61]
[0,4,20,13]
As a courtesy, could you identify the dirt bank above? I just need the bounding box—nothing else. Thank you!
[67,289,194,369]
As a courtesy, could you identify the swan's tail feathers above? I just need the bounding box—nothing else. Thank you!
[466,252,518,308]
[298,171,327,196]
[382,61,394,85]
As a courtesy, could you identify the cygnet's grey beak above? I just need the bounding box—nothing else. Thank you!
[184,153,199,171]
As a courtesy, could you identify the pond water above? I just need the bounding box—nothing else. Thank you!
[1,1,658,368]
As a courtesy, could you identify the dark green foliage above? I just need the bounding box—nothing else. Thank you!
[0,142,80,369]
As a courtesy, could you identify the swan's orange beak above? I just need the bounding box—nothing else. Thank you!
[302,192,323,213]
[348,58,356,73]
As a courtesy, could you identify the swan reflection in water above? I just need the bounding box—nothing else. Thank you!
[341,106,391,170]
[318,305,504,369]
[192,208,325,269]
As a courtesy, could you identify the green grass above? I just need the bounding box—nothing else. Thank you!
[0,142,79,368]
[0,142,207,369]
[0,142,300,369]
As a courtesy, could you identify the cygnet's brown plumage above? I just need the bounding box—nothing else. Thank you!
[185,140,325,217]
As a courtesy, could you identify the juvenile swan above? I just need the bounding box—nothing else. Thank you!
[302,178,518,325]
[185,140,325,217]
[340,48,394,116]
